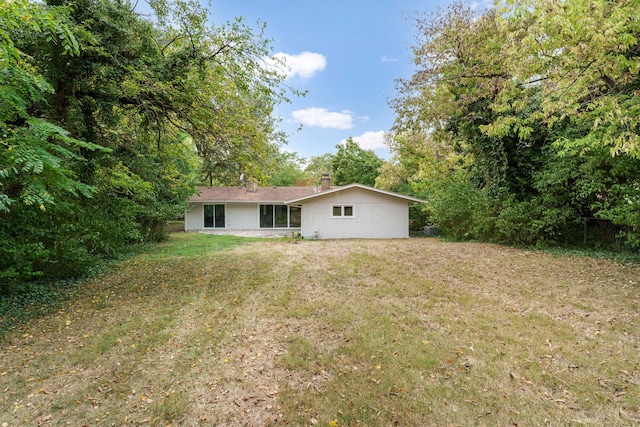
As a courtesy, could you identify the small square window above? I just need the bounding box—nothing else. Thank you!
[332,205,354,217]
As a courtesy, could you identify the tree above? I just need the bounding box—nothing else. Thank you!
[1,0,296,288]
[304,153,334,185]
[37,0,294,216]
[331,138,383,186]
[0,0,105,213]
[0,0,115,287]
[377,131,462,228]
[390,1,640,248]
[264,150,309,186]
[485,0,640,158]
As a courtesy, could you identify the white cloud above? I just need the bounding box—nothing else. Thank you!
[340,130,387,151]
[292,108,353,129]
[381,55,398,63]
[267,51,327,80]
[469,0,492,11]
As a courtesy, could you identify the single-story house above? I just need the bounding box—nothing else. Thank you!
[185,175,426,239]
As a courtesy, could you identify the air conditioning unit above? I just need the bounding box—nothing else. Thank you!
[424,226,439,237]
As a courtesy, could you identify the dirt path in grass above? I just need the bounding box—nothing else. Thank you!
[197,241,339,426]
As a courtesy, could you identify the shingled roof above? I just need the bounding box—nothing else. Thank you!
[190,185,325,203]
[286,183,428,204]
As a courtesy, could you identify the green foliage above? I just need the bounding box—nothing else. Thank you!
[1,118,107,212]
[391,0,640,250]
[432,176,494,240]
[1,0,295,289]
[0,0,105,213]
[375,159,429,229]
[494,0,640,158]
[264,150,310,186]
[331,138,383,186]
[304,153,334,185]
[432,143,640,248]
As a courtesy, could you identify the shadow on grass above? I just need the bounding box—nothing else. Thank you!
[0,233,260,337]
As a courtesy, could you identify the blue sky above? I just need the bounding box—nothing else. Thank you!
[208,0,491,161]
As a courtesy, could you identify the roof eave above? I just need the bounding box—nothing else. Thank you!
[286,183,428,204]
[191,199,293,204]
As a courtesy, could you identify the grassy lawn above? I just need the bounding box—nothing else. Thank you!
[1,233,639,426]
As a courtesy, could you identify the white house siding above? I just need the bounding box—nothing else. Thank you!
[298,187,410,239]
[226,203,258,229]
[185,203,203,231]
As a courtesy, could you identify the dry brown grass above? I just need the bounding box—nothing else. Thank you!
[1,234,639,426]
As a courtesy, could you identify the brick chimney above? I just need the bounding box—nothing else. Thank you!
[245,180,258,193]
[320,173,330,191]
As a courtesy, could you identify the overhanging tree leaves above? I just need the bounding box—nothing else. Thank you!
[332,138,383,186]
[0,0,107,213]
[390,1,640,248]
[1,0,297,288]
[486,0,640,158]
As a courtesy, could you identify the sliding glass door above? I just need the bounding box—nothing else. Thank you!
[259,205,301,228]
[204,204,225,228]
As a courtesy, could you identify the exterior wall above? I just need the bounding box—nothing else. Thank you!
[185,203,203,231]
[299,187,410,239]
[227,203,257,229]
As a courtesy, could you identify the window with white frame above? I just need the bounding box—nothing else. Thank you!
[332,205,354,217]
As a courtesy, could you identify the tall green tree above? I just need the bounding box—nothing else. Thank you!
[0,0,105,213]
[264,149,309,186]
[485,0,640,158]
[1,0,296,289]
[0,0,112,286]
[304,153,334,185]
[331,138,383,186]
[390,0,640,248]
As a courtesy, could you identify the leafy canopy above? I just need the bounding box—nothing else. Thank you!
[1,0,299,288]
[389,0,640,248]
[332,138,383,187]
